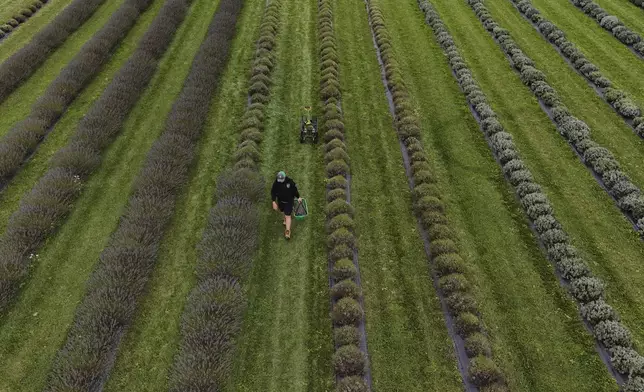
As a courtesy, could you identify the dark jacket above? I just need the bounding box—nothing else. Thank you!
[271,177,299,203]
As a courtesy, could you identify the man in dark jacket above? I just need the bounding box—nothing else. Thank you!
[271,170,301,239]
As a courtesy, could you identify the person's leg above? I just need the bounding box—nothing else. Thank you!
[284,202,293,238]
[285,214,292,232]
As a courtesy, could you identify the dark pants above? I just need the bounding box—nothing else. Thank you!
[278,200,293,215]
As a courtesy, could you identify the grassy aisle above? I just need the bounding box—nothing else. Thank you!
[0,0,74,60]
[524,0,644,111]
[102,1,265,390]
[228,0,333,390]
[0,0,125,138]
[368,0,617,390]
[0,0,222,389]
[0,0,165,235]
[335,1,462,390]
[430,0,644,350]
[484,0,644,188]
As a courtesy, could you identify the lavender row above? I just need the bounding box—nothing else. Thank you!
[509,0,644,137]
[0,0,157,190]
[0,0,195,316]
[570,0,644,57]
[466,0,644,236]
[318,0,372,390]
[364,0,508,389]
[167,1,283,389]
[0,0,108,102]
[0,0,49,42]
[421,0,644,390]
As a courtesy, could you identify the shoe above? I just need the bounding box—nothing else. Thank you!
[285,229,291,239]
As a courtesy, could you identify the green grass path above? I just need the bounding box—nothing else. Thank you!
[371,0,621,390]
[103,0,265,390]
[484,0,644,190]
[0,0,75,60]
[522,0,644,115]
[430,0,644,356]
[0,0,165,236]
[228,0,333,390]
[0,0,221,389]
[335,0,462,390]
[0,0,125,138]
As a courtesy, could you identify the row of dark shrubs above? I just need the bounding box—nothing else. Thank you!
[570,0,644,56]
[167,1,282,390]
[0,0,156,189]
[468,0,644,236]
[629,0,644,9]
[365,0,507,389]
[44,1,243,389]
[460,1,644,390]
[0,0,194,317]
[0,0,108,103]
[510,0,644,137]
[318,1,370,391]
[0,0,48,40]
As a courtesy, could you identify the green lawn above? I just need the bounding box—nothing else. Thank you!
[0,0,75,60]
[335,0,463,390]
[0,0,222,389]
[228,0,333,390]
[103,0,265,389]
[521,0,644,114]
[370,0,623,390]
[0,0,126,138]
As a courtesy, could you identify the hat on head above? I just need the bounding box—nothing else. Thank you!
[277,170,286,183]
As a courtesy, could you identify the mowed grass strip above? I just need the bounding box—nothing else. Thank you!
[103,0,265,389]
[0,0,166,235]
[373,0,616,391]
[0,0,222,389]
[523,0,644,117]
[0,0,73,61]
[0,0,125,139]
[430,0,644,350]
[228,0,333,390]
[334,0,462,390]
[484,0,644,190]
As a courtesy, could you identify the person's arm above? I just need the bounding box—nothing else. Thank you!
[271,181,278,202]
[292,180,300,199]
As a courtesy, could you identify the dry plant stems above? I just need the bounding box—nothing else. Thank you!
[319,0,371,390]
[465,0,644,237]
[0,0,50,42]
[453,0,644,389]
[364,0,507,389]
[167,1,282,390]
[0,0,195,318]
[0,0,158,190]
[508,0,644,138]
[0,0,109,102]
[569,0,644,57]
[42,1,244,389]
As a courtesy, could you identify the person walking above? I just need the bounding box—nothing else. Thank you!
[271,170,301,239]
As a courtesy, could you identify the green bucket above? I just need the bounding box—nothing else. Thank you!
[294,198,308,220]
